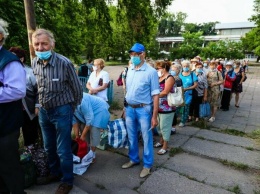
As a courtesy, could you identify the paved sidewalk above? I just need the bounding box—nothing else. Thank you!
[27,65,260,194]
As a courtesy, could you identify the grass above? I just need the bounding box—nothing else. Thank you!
[169,147,183,157]
[105,61,127,66]
[245,147,254,151]
[220,129,246,137]
[220,159,249,170]
[109,100,123,111]
[228,185,242,194]
[95,183,106,190]
[191,120,211,129]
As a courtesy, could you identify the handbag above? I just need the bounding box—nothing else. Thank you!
[199,102,211,118]
[107,118,128,148]
[167,85,184,107]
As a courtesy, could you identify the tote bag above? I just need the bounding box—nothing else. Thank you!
[107,118,128,148]
[199,102,211,118]
[167,86,184,107]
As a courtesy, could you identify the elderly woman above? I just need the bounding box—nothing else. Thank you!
[188,62,208,122]
[231,61,245,107]
[178,60,198,127]
[73,93,110,162]
[153,61,175,155]
[87,58,110,101]
[207,61,224,122]
[9,47,41,147]
[170,63,182,133]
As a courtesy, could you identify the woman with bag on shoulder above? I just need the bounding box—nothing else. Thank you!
[178,60,198,127]
[153,61,175,155]
[72,93,110,163]
[86,58,110,102]
[231,60,245,108]
[207,61,224,122]
[188,62,208,122]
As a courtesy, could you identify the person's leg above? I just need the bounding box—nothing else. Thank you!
[235,92,239,106]
[158,113,174,151]
[22,111,39,146]
[89,126,101,152]
[125,106,140,164]
[188,98,195,120]
[136,105,153,169]
[0,130,25,193]
[222,90,230,110]
[194,96,203,120]
[182,104,190,124]
[156,114,164,145]
[39,107,61,177]
[52,104,74,185]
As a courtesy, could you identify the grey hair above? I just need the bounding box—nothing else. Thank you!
[0,25,7,45]
[32,28,55,46]
[181,60,190,67]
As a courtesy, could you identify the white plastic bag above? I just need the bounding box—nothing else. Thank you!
[167,86,184,107]
[73,150,94,175]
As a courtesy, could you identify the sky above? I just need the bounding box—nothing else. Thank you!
[168,0,255,24]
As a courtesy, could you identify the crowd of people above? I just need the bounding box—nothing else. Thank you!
[0,23,248,194]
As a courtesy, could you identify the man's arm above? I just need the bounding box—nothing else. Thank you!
[0,61,26,103]
[151,94,159,128]
[67,62,83,108]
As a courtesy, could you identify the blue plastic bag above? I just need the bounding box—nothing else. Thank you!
[199,103,211,118]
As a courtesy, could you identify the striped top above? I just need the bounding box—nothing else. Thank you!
[195,72,208,96]
[32,51,83,109]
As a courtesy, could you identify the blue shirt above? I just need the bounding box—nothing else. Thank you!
[73,93,110,129]
[126,63,160,104]
[179,72,198,104]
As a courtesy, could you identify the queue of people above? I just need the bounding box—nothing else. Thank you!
[0,23,248,194]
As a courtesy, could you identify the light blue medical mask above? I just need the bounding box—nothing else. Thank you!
[203,63,208,67]
[196,69,203,74]
[170,70,176,76]
[35,50,52,60]
[131,56,141,66]
[183,67,189,72]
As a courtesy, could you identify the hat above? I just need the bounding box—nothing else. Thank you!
[129,43,145,53]
[226,61,233,66]
[191,58,199,62]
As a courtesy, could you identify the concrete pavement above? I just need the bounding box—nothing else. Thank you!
[26,65,260,194]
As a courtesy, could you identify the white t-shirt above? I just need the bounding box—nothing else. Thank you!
[88,70,109,101]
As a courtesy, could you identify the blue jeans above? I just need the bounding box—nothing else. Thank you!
[39,104,73,185]
[125,105,153,168]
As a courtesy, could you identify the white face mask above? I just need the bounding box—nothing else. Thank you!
[93,66,98,71]
[157,71,162,77]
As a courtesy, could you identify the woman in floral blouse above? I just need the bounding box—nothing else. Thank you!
[154,61,175,155]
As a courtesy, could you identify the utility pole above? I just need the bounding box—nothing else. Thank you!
[24,0,36,63]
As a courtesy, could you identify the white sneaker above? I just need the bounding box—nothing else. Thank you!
[208,117,215,122]
[179,122,184,127]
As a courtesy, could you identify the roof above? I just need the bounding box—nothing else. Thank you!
[215,22,256,30]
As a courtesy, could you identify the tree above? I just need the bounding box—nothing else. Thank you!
[241,0,260,62]
[184,22,218,35]
[157,12,187,36]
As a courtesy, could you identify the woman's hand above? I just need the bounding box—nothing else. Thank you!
[210,83,216,87]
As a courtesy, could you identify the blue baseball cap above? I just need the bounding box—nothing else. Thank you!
[129,43,145,53]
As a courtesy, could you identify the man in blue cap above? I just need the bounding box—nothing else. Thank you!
[121,43,159,178]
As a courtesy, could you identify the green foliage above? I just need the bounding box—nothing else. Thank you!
[1,0,174,63]
[169,147,183,157]
[201,40,244,60]
[185,22,218,35]
[220,159,249,170]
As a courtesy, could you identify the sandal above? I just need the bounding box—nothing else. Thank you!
[154,142,163,148]
[157,149,167,155]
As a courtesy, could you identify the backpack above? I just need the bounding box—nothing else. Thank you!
[78,64,88,77]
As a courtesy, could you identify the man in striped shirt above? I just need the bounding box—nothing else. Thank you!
[31,28,82,194]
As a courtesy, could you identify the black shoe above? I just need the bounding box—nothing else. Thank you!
[55,183,73,194]
[222,109,229,111]
[219,106,223,110]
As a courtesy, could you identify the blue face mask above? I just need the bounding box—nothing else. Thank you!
[183,67,189,72]
[131,56,141,66]
[36,50,52,60]
[170,70,176,76]
[196,69,203,74]
[203,63,207,67]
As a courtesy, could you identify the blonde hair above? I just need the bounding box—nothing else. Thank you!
[94,58,105,69]
[32,28,55,46]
